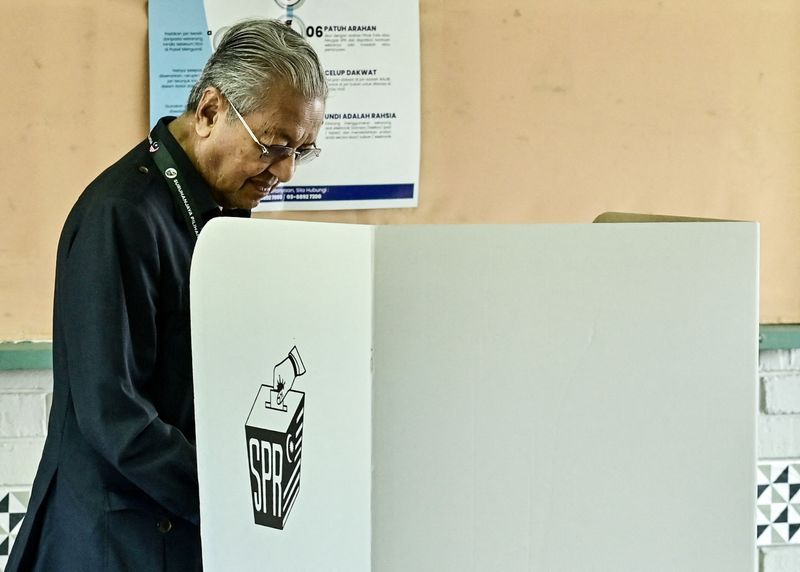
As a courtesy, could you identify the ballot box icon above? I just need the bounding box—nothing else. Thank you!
[245,346,306,530]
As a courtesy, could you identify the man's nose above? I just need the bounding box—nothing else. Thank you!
[268,154,296,183]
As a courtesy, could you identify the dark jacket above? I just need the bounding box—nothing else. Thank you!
[6,118,246,572]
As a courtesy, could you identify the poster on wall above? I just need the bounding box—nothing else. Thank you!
[149,0,420,212]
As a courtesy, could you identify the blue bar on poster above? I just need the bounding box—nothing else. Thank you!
[262,184,414,203]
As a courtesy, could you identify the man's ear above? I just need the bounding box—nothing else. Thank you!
[194,87,226,138]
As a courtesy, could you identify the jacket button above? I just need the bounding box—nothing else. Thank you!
[157,517,173,533]
[138,165,149,174]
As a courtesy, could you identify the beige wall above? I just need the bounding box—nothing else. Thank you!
[2,0,798,339]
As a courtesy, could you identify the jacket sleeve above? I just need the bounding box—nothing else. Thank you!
[58,195,199,524]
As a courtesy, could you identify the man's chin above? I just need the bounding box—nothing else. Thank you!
[251,191,271,208]
[230,192,264,211]
[246,188,271,210]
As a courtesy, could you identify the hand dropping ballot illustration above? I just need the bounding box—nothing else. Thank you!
[246,347,307,530]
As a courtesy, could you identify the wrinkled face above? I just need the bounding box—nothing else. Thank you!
[196,83,325,210]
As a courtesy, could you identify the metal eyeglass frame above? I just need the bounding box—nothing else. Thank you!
[227,98,321,166]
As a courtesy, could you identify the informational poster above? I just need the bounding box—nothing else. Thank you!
[149,0,420,211]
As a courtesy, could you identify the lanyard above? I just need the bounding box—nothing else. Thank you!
[148,134,203,239]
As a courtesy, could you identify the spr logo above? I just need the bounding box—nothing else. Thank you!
[245,346,306,530]
[165,167,178,179]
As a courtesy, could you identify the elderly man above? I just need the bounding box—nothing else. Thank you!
[6,19,326,571]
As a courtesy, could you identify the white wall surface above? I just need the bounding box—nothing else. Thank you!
[0,370,51,487]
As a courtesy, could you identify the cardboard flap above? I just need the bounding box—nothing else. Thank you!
[593,211,741,223]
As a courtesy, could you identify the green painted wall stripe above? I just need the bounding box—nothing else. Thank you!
[0,342,53,370]
[0,326,799,370]
[759,325,800,351]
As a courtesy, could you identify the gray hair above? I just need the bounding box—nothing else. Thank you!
[187,19,328,118]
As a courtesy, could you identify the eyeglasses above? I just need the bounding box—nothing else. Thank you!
[227,98,321,166]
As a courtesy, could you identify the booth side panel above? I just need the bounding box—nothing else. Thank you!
[371,223,758,572]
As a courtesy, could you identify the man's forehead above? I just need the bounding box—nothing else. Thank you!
[251,94,325,139]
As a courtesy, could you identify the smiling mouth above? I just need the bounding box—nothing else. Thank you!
[252,181,275,195]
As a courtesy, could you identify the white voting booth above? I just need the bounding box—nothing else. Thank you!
[190,218,758,571]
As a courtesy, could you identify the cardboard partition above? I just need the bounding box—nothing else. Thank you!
[190,219,758,571]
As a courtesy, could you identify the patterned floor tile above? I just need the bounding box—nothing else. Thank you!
[757,460,800,546]
[0,488,30,572]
